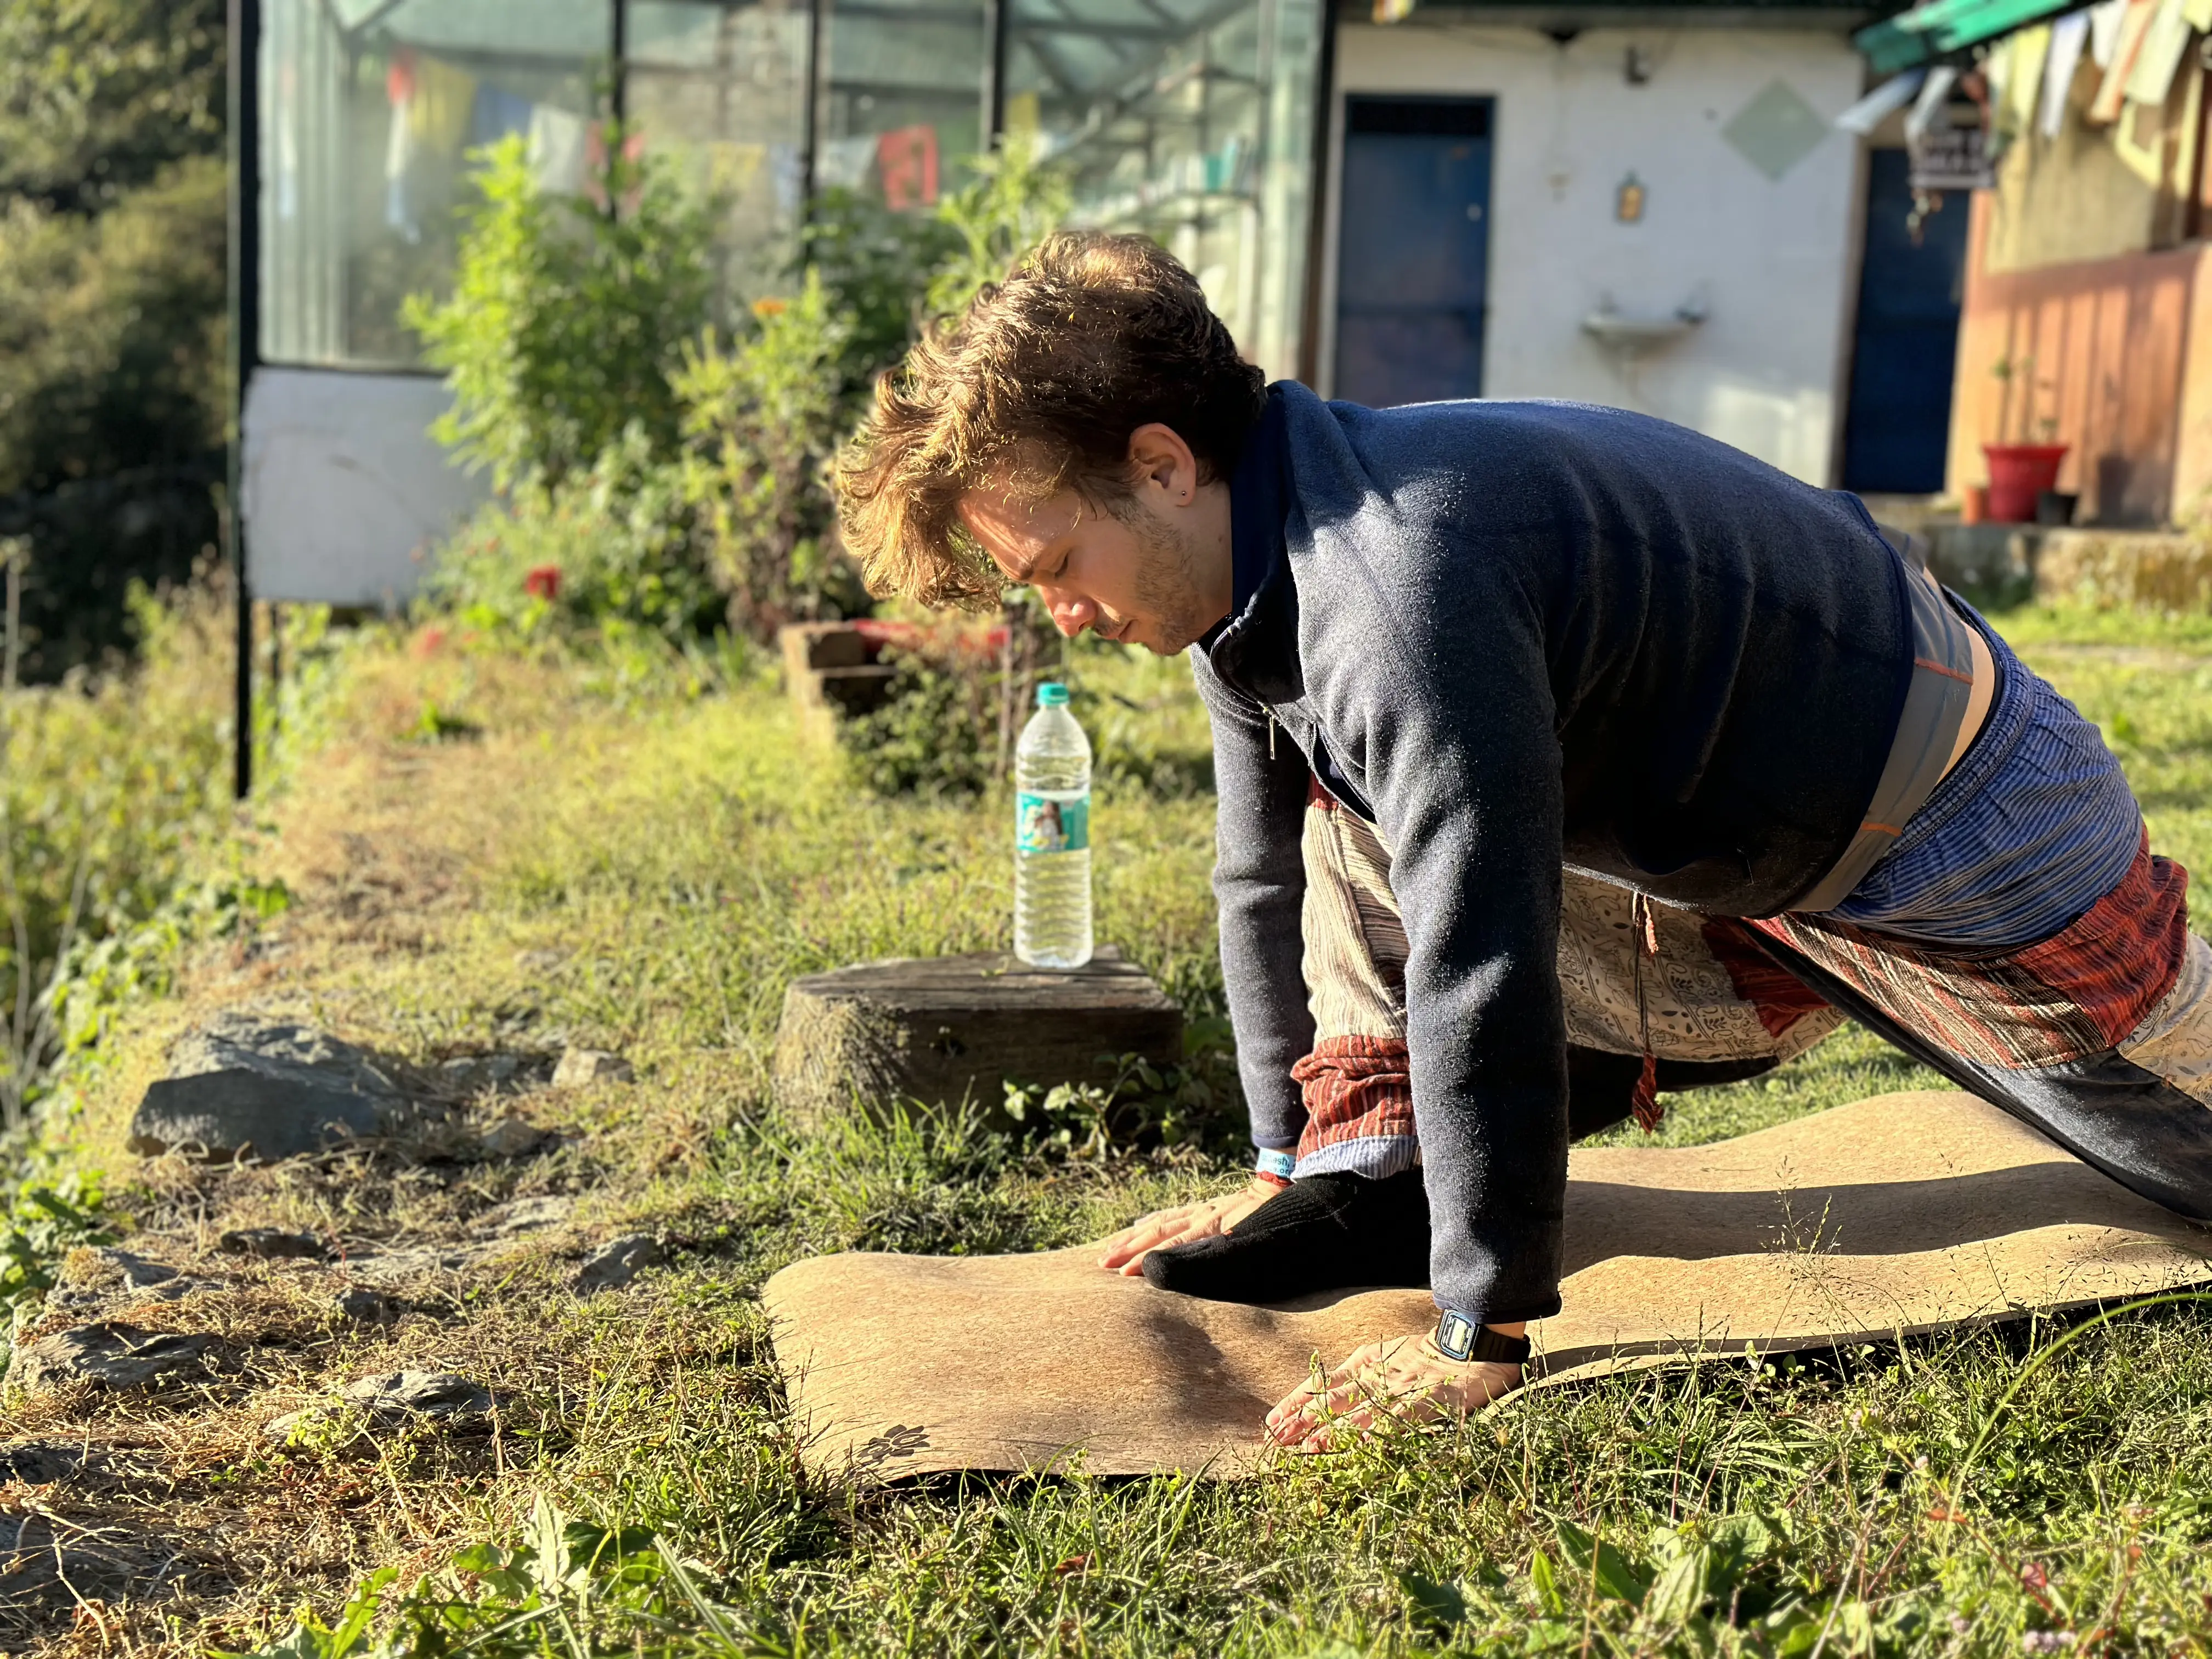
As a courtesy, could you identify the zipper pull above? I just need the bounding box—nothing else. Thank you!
[1263,705,1278,761]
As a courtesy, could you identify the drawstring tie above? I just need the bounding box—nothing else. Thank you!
[1629,893,1665,1134]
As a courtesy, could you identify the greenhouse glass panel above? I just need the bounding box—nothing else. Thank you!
[261,0,612,366]
[818,0,987,211]
[624,2,814,307]
[1006,0,1320,377]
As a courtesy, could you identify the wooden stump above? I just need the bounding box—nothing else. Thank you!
[772,948,1183,1126]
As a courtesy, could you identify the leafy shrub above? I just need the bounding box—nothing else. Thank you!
[0,1175,107,1332]
[673,272,862,636]
[0,0,224,212]
[800,187,963,400]
[923,132,1074,319]
[404,132,715,491]
[0,154,227,681]
[411,129,1076,658]
[838,599,1063,797]
[420,426,723,644]
[1,572,238,1122]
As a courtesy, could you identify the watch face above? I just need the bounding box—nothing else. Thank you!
[1435,1310,1478,1362]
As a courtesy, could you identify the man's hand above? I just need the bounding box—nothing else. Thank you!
[1095,1177,1282,1276]
[1262,1331,1523,1451]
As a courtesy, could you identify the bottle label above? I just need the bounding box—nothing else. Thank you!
[1015,792,1089,854]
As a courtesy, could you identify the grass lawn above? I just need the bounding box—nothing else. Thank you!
[7,601,2211,1657]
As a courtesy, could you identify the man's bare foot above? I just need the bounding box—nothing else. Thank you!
[1262,1331,1523,1451]
[1095,1177,1282,1276]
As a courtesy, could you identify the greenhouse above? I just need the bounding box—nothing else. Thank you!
[255,0,1323,379]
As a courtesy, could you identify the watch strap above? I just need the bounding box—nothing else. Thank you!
[1432,1310,1532,1365]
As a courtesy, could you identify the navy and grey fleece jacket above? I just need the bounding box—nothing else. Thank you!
[1192,382,1915,1326]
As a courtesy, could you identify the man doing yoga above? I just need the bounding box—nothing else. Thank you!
[835,232,2212,1449]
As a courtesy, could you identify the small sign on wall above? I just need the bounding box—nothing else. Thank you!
[1909,104,1993,191]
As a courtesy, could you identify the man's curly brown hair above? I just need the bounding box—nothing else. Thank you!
[834,231,1267,610]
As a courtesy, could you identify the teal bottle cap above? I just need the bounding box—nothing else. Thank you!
[1036,682,1071,707]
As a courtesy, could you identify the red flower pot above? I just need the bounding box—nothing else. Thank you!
[1982,444,2068,524]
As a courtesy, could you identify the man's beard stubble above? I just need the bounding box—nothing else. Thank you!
[1128,508,1213,655]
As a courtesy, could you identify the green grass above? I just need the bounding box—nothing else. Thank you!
[15,603,2212,1657]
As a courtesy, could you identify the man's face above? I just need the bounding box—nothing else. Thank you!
[955,425,1234,656]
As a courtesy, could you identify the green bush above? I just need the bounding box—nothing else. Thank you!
[404,132,715,492]
[838,599,1064,798]
[922,131,1074,319]
[420,426,723,644]
[0,573,240,1123]
[800,187,962,401]
[412,129,1077,673]
[673,272,862,635]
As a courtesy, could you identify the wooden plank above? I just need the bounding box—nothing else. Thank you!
[772,947,1184,1126]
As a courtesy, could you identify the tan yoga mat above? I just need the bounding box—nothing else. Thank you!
[765,1091,2212,1479]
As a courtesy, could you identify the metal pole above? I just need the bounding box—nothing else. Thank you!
[228,0,262,801]
[611,0,628,122]
[1294,0,1338,388]
[981,0,1009,151]
[801,0,825,206]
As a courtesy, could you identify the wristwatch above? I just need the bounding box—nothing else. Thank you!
[1432,1310,1532,1365]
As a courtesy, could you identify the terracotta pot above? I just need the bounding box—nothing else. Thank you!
[1961,484,1989,526]
[1982,443,2069,524]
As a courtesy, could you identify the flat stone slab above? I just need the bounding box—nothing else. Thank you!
[12,1324,212,1394]
[268,1372,494,1441]
[128,1012,412,1163]
[574,1234,663,1294]
[219,1227,326,1260]
[772,949,1182,1126]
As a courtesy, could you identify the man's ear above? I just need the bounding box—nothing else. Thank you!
[1126,423,1201,505]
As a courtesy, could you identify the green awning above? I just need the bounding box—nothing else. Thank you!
[1854,0,2083,72]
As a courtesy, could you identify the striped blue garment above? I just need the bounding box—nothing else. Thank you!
[1820,601,2142,951]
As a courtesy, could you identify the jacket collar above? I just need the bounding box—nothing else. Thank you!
[1201,385,1304,707]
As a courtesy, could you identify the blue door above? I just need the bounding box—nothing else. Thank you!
[1334,95,1494,409]
[1841,151,1968,494]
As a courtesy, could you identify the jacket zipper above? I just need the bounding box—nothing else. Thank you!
[1262,704,1278,760]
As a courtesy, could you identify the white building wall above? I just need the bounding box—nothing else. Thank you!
[1322,22,1866,486]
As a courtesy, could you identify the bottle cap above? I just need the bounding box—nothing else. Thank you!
[1036,682,1070,708]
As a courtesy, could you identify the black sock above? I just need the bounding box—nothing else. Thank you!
[1139,1169,1430,1304]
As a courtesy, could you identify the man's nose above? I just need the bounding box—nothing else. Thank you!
[1044,591,1095,637]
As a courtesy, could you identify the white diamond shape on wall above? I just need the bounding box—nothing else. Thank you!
[1722,79,1829,180]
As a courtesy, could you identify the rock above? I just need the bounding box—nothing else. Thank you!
[11,1324,211,1394]
[0,1513,134,1599]
[330,1286,398,1322]
[267,1371,492,1442]
[0,1442,82,1484]
[219,1227,326,1260]
[44,1248,214,1314]
[64,1247,179,1291]
[574,1234,664,1294]
[340,1244,491,1288]
[470,1194,573,1238]
[341,1370,492,1424]
[437,1053,537,1097]
[552,1048,634,1087]
[128,1012,411,1163]
[478,1116,553,1158]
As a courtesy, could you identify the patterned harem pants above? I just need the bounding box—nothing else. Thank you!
[1290,787,2212,1227]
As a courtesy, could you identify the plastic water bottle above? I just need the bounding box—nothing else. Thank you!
[1013,681,1093,968]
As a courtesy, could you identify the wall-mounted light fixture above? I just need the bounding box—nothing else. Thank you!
[1616,172,1646,222]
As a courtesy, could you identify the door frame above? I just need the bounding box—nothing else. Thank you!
[1317,87,1497,402]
